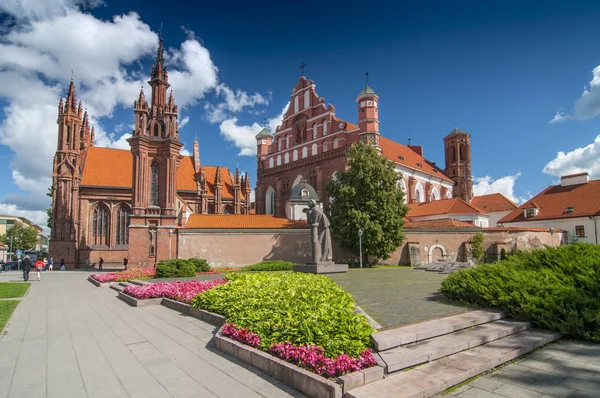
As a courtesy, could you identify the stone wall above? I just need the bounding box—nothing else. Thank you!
[178,228,311,267]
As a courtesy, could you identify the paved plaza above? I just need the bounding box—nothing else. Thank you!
[443,339,600,397]
[0,271,303,398]
[329,268,475,328]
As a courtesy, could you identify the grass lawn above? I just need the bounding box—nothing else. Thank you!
[0,282,29,299]
[328,268,476,328]
[0,301,20,331]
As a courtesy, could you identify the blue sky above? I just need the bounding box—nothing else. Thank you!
[1,0,600,228]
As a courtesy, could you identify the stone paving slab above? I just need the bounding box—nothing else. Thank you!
[0,271,304,398]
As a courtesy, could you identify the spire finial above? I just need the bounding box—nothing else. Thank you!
[299,61,306,76]
[365,71,369,85]
[159,22,163,39]
[70,69,74,81]
[195,130,198,141]
[408,138,411,146]
[263,117,268,129]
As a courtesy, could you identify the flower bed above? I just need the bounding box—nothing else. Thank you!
[91,268,155,283]
[123,279,227,304]
[193,272,376,379]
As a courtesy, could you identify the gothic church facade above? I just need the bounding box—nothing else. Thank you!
[49,39,251,268]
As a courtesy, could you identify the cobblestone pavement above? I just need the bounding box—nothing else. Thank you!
[328,268,476,328]
[0,271,304,398]
[444,339,600,398]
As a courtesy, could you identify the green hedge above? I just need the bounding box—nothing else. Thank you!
[243,260,295,272]
[155,259,196,279]
[440,243,600,342]
[189,258,210,273]
[192,272,373,357]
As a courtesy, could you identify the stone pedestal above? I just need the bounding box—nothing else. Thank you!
[294,263,348,274]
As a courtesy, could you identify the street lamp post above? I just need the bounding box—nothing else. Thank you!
[358,228,363,269]
[549,227,555,247]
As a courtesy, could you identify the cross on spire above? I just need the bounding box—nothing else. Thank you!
[365,71,369,85]
[159,22,163,39]
[299,61,306,76]
[263,117,268,128]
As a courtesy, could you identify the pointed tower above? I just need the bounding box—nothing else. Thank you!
[444,127,473,202]
[127,35,183,267]
[356,78,380,152]
[242,172,252,214]
[49,79,85,268]
[214,166,223,214]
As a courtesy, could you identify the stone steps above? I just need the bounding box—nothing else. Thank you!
[109,282,133,293]
[372,309,505,351]
[128,279,150,286]
[379,319,530,373]
[348,328,561,398]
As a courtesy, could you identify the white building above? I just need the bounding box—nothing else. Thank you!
[499,173,600,244]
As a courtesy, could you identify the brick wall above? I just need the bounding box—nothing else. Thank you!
[178,229,311,266]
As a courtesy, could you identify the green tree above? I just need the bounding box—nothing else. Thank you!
[46,186,53,229]
[0,222,39,252]
[326,142,409,265]
[467,231,485,263]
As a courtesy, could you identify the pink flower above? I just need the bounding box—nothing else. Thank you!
[123,279,227,303]
[91,268,156,283]
[221,323,261,347]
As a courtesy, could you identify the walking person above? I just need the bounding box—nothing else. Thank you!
[35,257,44,281]
[22,255,32,281]
[85,258,89,271]
[99,257,104,271]
[60,258,65,271]
[48,257,53,271]
[123,257,128,271]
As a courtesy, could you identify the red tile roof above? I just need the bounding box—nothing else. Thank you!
[405,218,478,229]
[185,214,308,229]
[471,193,518,213]
[379,136,453,182]
[483,227,564,233]
[499,180,600,223]
[407,197,486,218]
[81,147,241,198]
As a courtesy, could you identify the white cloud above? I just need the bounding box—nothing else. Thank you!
[179,116,190,128]
[180,147,191,156]
[218,102,288,156]
[0,0,103,20]
[550,65,600,123]
[205,83,269,123]
[473,173,527,204]
[542,135,600,179]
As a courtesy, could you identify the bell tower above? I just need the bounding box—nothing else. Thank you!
[444,127,473,203]
[127,35,182,267]
[356,73,381,152]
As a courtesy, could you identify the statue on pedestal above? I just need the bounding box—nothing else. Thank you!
[306,199,333,264]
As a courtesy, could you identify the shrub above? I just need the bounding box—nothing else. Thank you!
[441,243,600,342]
[192,272,373,358]
[467,232,485,263]
[189,258,210,273]
[243,260,295,272]
[155,259,196,279]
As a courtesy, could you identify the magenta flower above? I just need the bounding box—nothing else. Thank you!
[123,279,227,303]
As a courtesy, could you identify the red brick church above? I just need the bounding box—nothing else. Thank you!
[49,38,251,269]
[255,74,474,217]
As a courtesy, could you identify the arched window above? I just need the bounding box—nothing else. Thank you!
[278,139,283,151]
[323,141,328,152]
[301,189,309,198]
[265,186,275,215]
[286,135,291,149]
[294,96,299,113]
[312,143,318,156]
[312,126,317,140]
[446,190,453,199]
[224,204,234,214]
[414,182,424,203]
[269,158,274,168]
[115,205,129,245]
[304,90,310,109]
[302,147,308,158]
[90,205,109,246]
[153,123,159,137]
[151,163,159,206]
[430,187,440,201]
[284,153,289,164]
[293,149,298,161]
[459,145,464,161]
[323,120,328,135]
[398,178,408,204]
[276,155,281,166]
[333,137,340,149]
[66,124,71,146]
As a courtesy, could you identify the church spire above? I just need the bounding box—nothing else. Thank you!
[65,78,77,113]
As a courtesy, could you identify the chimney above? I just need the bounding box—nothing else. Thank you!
[408,144,423,157]
[560,172,589,187]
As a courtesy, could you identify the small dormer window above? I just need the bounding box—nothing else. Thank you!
[565,206,575,214]
[398,156,404,161]
[301,189,309,198]
[525,208,538,218]
[416,162,423,167]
